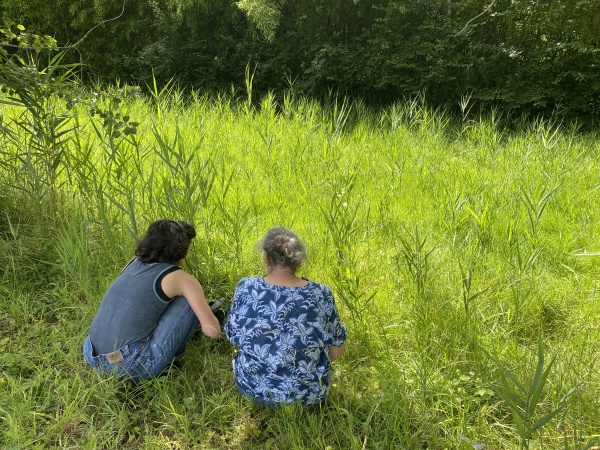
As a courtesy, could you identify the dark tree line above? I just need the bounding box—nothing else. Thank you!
[2,0,599,120]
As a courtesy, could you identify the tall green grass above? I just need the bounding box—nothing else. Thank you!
[1,87,600,449]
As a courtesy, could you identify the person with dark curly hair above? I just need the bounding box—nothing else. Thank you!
[83,219,221,381]
[225,227,347,405]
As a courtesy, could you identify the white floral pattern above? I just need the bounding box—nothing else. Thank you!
[225,277,347,405]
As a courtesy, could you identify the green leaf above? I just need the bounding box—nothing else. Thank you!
[526,336,546,418]
[480,346,526,395]
[531,407,563,432]
[583,438,600,450]
[528,338,558,420]
[0,98,22,107]
[489,384,524,416]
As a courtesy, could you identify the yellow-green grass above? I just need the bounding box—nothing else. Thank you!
[1,89,599,449]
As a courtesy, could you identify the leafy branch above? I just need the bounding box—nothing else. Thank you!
[0,1,125,52]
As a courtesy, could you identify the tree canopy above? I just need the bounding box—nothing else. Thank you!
[1,0,599,120]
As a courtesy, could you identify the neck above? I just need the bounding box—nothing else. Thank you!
[267,264,294,275]
[264,265,307,287]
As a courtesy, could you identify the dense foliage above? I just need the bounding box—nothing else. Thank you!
[1,0,599,120]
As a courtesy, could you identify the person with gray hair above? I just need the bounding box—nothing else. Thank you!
[225,227,347,405]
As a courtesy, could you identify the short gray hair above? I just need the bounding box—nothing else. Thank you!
[261,227,307,271]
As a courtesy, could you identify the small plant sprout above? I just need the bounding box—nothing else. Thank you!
[458,253,489,318]
[519,181,560,241]
[398,227,434,299]
[480,337,575,449]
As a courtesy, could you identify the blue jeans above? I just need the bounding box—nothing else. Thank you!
[83,295,198,382]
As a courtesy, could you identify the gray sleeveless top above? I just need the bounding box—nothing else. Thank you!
[88,258,180,354]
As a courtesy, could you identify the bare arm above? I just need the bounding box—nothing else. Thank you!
[329,343,345,362]
[161,270,221,339]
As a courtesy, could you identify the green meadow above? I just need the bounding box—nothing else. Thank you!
[1,87,599,449]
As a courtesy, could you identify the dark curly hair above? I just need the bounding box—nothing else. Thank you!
[135,219,196,264]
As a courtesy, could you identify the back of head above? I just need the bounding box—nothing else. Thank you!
[136,219,196,264]
[261,227,307,272]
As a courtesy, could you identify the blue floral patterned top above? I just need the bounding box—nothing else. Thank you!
[225,276,347,405]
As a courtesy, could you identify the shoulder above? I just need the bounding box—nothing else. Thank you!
[162,266,187,279]
[235,276,262,290]
[161,266,198,288]
[120,256,139,272]
[166,263,204,286]
[308,281,333,296]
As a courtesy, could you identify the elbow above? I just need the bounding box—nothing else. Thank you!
[329,343,345,361]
